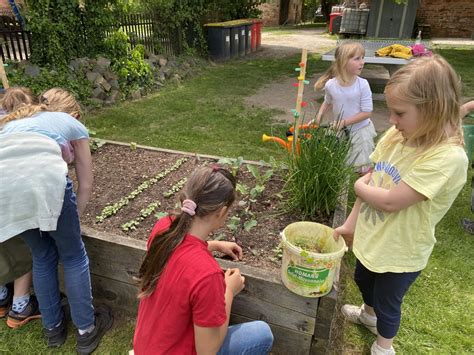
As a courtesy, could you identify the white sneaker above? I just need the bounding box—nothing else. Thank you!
[371,341,395,355]
[341,304,378,335]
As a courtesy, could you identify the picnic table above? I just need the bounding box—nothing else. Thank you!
[322,39,431,76]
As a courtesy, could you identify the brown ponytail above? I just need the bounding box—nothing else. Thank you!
[137,166,236,298]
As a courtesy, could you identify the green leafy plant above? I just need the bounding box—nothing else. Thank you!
[236,183,249,195]
[227,216,241,234]
[269,244,283,262]
[282,124,353,218]
[7,64,92,103]
[243,219,258,232]
[246,164,273,200]
[105,30,154,98]
[218,156,244,176]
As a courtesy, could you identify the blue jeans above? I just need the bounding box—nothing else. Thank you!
[217,321,273,355]
[20,179,94,330]
[354,259,420,338]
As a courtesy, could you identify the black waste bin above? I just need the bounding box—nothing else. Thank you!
[332,16,342,34]
[245,23,252,55]
[238,24,246,56]
[230,25,240,58]
[205,24,231,61]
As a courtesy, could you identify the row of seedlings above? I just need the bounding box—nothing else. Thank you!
[95,157,188,224]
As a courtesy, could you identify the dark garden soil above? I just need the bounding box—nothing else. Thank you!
[71,143,331,271]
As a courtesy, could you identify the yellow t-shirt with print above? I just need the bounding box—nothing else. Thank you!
[353,128,468,273]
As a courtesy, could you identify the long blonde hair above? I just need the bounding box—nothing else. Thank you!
[0,87,83,129]
[1,86,38,113]
[40,88,82,119]
[314,42,365,90]
[0,102,47,128]
[382,55,463,151]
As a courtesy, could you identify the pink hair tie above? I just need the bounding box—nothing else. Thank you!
[181,199,197,216]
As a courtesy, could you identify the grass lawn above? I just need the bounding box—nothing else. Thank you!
[2,49,473,353]
[435,46,474,97]
[0,316,135,354]
[85,54,330,161]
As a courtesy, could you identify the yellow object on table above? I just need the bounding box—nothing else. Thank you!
[376,44,412,60]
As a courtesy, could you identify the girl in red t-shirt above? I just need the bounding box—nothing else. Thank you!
[134,166,273,355]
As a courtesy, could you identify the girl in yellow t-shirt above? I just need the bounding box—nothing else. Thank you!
[333,55,468,355]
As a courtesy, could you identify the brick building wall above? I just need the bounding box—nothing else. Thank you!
[416,0,474,38]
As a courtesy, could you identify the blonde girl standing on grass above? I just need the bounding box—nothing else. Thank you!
[333,55,468,355]
[313,41,376,174]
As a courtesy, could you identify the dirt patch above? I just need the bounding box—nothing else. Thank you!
[73,144,331,272]
[256,28,336,58]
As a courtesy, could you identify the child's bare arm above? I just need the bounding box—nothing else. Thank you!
[313,101,331,124]
[354,173,426,213]
[333,198,362,245]
[194,269,244,354]
[72,139,93,217]
[343,111,372,126]
[461,100,474,118]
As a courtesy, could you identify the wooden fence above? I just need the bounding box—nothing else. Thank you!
[0,15,31,61]
[119,13,182,57]
[0,13,183,62]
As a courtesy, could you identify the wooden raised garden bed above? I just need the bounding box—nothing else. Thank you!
[76,141,347,354]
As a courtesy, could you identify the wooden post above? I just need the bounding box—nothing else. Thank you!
[293,48,308,147]
[0,57,9,89]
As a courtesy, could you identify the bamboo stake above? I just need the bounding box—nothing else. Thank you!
[0,57,9,89]
[293,48,308,147]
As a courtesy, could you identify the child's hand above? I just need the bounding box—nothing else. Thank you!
[355,171,372,189]
[213,241,243,261]
[330,120,346,131]
[225,268,245,296]
[333,224,354,247]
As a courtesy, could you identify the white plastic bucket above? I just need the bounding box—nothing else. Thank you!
[281,221,347,298]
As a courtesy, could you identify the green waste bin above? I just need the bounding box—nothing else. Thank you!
[463,124,474,161]
[205,24,232,61]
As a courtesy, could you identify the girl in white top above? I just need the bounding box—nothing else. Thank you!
[313,41,376,173]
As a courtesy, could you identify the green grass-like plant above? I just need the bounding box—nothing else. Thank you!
[282,124,354,218]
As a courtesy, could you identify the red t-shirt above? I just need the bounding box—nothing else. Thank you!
[133,217,227,355]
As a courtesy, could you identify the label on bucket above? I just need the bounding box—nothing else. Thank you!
[286,265,329,287]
